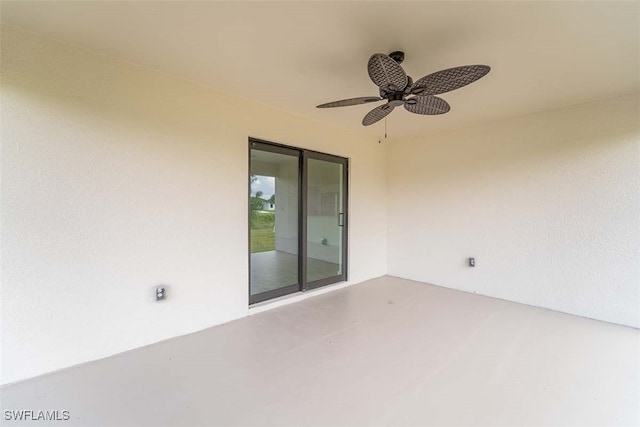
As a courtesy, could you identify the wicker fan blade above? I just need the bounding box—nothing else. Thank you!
[367,54,408,92]
[362,104,394,126]
[316,97,382,108]
[404,96,451,115]
[411,65,490,96]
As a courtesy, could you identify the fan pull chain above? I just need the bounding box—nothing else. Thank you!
[379,118,388,144]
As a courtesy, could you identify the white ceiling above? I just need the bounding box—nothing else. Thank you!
[2,1,639,139]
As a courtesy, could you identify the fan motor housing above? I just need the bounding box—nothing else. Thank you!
[387,92,405,107]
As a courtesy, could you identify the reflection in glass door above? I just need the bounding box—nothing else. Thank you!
[249,139,348,304]
[249,143,300,304]
[304,154,347,289]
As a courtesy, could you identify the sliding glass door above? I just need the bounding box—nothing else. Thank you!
[303,153,347,290]
[249,142,300,302]
[249,139,348,304]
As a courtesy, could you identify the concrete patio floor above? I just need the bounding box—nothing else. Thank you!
[2,276,638,426]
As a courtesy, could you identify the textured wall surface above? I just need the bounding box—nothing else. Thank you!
[3,24,638,386]
[1,26,387,384]
[388,94,640,328]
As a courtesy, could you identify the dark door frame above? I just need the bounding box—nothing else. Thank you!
[302,150,349,291]
[248,137,349,304]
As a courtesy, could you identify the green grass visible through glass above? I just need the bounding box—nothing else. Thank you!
[250,228,275,253]
[250,212,276,253]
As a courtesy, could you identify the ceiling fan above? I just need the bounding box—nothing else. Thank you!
[316,51,490,126]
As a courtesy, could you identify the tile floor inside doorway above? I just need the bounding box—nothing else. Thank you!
[250,250,340,294]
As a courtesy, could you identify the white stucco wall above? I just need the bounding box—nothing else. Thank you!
[274,159,298,255]
[0,26,388,384]
[3,23,638,386]
[387,94,640,328]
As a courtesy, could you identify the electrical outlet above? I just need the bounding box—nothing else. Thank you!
[469,257,475,267]
[155,286,167,301]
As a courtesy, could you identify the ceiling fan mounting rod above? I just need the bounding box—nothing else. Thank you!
[388,51,405,64]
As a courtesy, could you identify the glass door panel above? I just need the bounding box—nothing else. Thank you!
[249,143,300,304]
[304,154,347,288]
